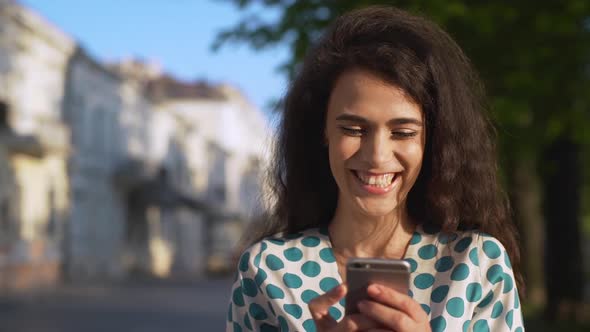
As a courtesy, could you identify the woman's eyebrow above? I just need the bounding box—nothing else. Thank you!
[335,113,369,123]
[335,113,422,126]
[387,118,423,126]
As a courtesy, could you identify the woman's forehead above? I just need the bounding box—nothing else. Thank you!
[327,69,422,121]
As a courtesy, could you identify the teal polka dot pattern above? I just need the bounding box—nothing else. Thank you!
[266,254,285,271]
[505,309,514,328]
[431,285,449,303]
[418,244,438,259]
[301,236,320,247]
[454,237,472,253]
[435,256,454,272]
[284,232,303,239]
[319,277,339,292]
[233,287,245,306]
[466,282,483,302]
[254,252,262,268]
[438,232,458,244]
[502,273,514,293]
[227,227,524,331]
[244,313,252,329]
[301,261,321,277]
[469,247,479,266]
[462,320,470,332]
[283,273,303,289]
[473,319,490,332]
[239,252,250,272]
[483,240,501,259]
[414,273,435,289]
[515,327,523,332]
[283,247,303,262]
[283,304,303,319]
[478,290,494,308]
[277,316,289,332]
[255,268,268,286]
[268,238,285,245]
[430,316,447,332]
[242,279,258,297]
[405,258,418,272]
[446,297,465,317]
[249,303,268,320]
[486,264,504,284]
[302,319,317,332]
[278,316,289,332]
[491,301,504,319]
[504,251,512,268]
[410,232,422,244]
[301,289,320,304]
[266,284,285,299]
[329,306,342,320]
[451,263,470,281]
[233,322,242,332]
[319,248,336,263]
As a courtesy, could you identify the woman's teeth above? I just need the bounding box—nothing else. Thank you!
[355,171,395,188]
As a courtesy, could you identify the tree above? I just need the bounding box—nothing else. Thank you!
[214,0,590,321]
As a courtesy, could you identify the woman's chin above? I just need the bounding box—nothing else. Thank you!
[354,199,401,218]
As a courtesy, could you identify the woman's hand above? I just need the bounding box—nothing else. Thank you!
[357,284,431,332]
[308,284,384,331]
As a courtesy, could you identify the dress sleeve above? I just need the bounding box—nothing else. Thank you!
[468,234,525,331]
[226,241,279,332]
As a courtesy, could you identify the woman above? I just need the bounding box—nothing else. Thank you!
[227,6,525,332]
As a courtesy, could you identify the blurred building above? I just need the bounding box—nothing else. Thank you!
[147,77,269,273]
[0,0,74,289]
[0,1,269,290]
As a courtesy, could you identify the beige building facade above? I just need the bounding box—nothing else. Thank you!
[0,1,270,289]
[0,0,74,289]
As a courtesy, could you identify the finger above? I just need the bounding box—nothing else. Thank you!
[367,284,426,320]
[358,300,411,331]
[308,284,346,330]
[336,313,383,331]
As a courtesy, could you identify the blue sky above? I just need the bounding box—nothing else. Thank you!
[21,0,289,117]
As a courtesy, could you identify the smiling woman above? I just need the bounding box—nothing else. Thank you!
[227,6,524,332]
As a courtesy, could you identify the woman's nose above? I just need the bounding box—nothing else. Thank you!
[363,132,392,167]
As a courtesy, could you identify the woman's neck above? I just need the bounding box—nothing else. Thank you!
[328,203,416,260]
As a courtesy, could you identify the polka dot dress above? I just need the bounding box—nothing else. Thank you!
[226,225,524,331]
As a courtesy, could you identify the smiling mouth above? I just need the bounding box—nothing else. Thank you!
[352,170,398,188]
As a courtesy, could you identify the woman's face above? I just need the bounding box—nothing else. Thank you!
[325,69,425,218]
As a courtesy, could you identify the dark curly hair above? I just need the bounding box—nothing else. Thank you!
[247,6,524,297]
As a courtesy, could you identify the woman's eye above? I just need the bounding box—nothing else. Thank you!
[340,126,364,136]
[391,131,418,139]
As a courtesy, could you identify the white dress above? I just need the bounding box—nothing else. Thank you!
[226,225,524,332]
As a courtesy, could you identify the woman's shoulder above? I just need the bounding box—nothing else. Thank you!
[235,227,332,274]
[414,224,512,270]
[417,224,507,251]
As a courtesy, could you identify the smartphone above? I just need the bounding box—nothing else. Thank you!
[345,258,411,315]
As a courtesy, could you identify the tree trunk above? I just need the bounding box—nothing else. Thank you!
[542,139,584,321]
[510,155,546,306]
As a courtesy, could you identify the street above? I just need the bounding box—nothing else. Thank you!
[0,277,234,332]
